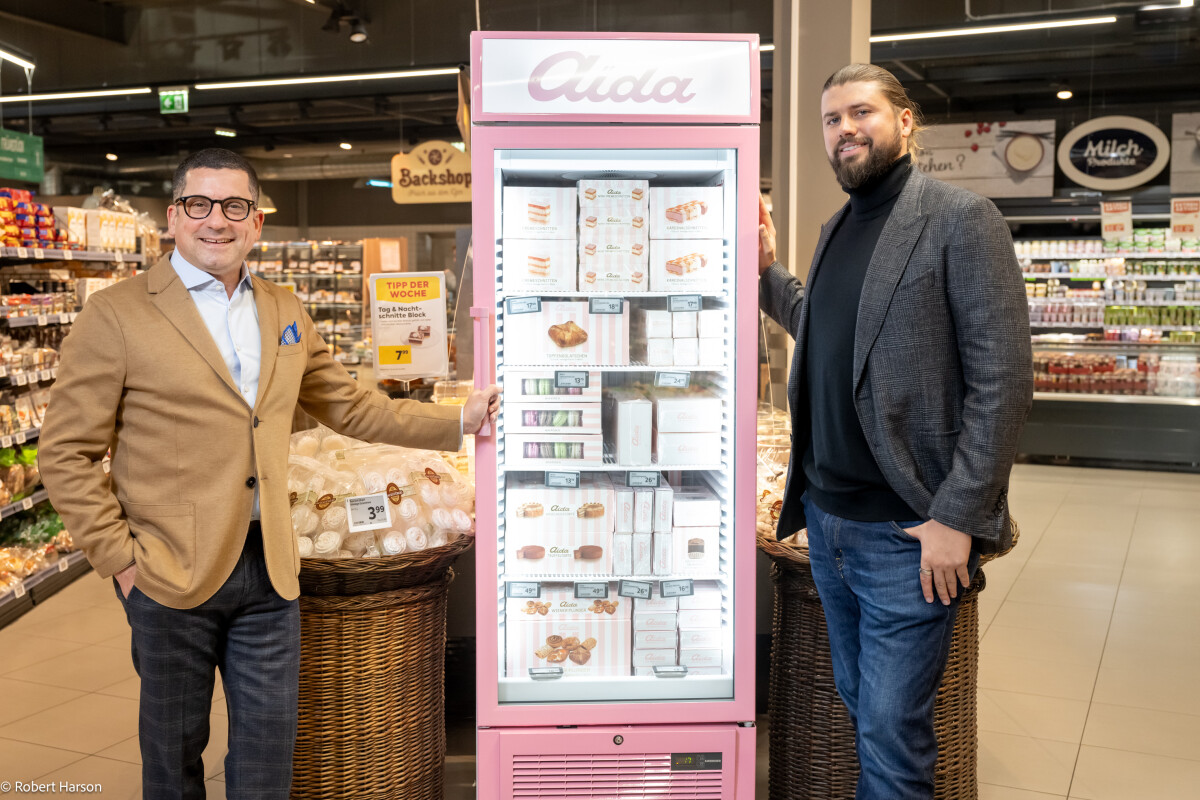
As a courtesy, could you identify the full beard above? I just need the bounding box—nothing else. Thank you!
[828,128,904,190]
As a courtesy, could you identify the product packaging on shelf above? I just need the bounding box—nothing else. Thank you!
[672,338,700,367]
[503,187,578,239]
[632,610,678,631]
[506,615,631,677]
[508,402,602,435]
[678,580,722,609]
[505,433,605,468]
[502,239,578,293]
[653,482,674,532]
[634,309,674,340]
[578,253,648,293]
[677,648,723,670]
[614,487,635,533]
[632,531,653,575]
[632,648,679,669]
[678,628,722,649]
[650,187,725,239]
[603,388,652,466]
[697,309,725,338]
[579,227,649,263]
[652,530,673,574]
[503,370,603,404]
[504,301,630,366]
[634,628,679,649]
[698,338,724,362]
[649,240,725,293]
[633,585,679,612]
[644,338,674,366]
[654,431,721,466]
[612,532,632,574]
[578,179,649,209]
[672,311,698,338]
[672,485,720,527]
[633,488,654,533]
[504,472,615,536]
[678,608,722,629]
[651,389,723,432]
[672,526,719,575]
[579,206,649,241]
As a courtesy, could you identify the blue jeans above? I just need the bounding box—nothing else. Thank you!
[114,525,300,800]
[803,495,980,800]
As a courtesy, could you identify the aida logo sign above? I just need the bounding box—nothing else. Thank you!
[1058,116,1171,192]
[528,51,696,105]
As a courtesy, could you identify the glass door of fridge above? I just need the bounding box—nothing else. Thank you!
[490,147,740,706]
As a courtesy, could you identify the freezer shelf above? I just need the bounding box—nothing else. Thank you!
[499,674,734,704]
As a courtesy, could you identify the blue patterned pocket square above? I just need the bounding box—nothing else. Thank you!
[280,322,301,345]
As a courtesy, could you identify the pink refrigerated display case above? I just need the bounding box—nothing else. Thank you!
[470,31,760,798]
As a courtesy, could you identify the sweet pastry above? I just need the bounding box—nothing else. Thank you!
[528,253,552,276]
[562,636,581,650]
[418,325,431,338]
[631,271,645,285]
[408,331,424,345]
[583,187,597,200]
[568,647,591,665]
[548,320,588,348]
[585,215,598,228]
[517,545,546,559]
[688,537,705,559]
[528,197,551,225]
[581,637,597,650]
[631,188,644,201]
[517,502,544,518]
[535,645,554,659]
[583,243,596,256]
[666,253,707,275]
[665,201,708,223]
[546,635,564,647]
[546,648,569,663]
[631,243,644,256]
[576,502,605,519]
[584,271,597,284]
[574,545,603,560]
[632,216,645,228]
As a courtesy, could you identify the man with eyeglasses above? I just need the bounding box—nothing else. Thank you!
[40,148,500,799]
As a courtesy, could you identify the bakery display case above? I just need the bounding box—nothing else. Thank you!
[470,31,759,800]
[251,241,364,346]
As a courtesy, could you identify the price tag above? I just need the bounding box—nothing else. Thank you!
[589,297,624,314]
[114,251,124,264]
[554,370,589,389]
[63,249,74,261]
[12,581,25,598]
[32,249,44,260]
[0,437,10,448]
[653,665,689,678]
[39,370,51,382]
[505,296,542,315]
[669,294,702,313]
[15,431,26,444]
[506,581,541,599]
[654,371,691,389]
[574,582,609,599]
[0,366,6,377]
[14,373,27,386]
[58,558,70,573]
[617,579,653,599]
[21,497,33,511]
[626,471,660,488]
[545,471,580,489]
[660,579,695,598]
[70,313,78,323]
[37,315,48,327]
[16,247,28,259]
[50,367,58,378]
[529,666,563,680]
[344,493,392,532]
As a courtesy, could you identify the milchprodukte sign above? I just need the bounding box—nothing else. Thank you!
[0,130,44,183]
[1057,116,1170,192]
[390,141,471,204]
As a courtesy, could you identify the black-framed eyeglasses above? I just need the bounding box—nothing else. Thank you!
[174,195,256,221]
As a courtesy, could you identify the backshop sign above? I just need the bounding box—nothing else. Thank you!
[391,140,471,204]
[1057,116,1170,192]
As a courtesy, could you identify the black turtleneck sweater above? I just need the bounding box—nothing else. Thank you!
[803,154,919,523]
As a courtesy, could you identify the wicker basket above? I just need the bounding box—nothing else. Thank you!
[291,537,472,800]
[758,520,1018,800]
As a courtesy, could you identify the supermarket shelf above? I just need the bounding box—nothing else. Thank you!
[0,427,40,447]
[501,460,727,472]
[501,572,723,582]
[1031,337,1200,348]
[4,312,77,327]
[1029,323,1197,331]
[1023,273,1200,281]
[520,291,730,299]
[498,674,733,704]
[1033,391,1200,407]
[1021,252,1200,260]
[1030,301,1200,308]
[0,488,50,521]
[0,550,90,630]
[0,366,57,388]
[501,364,728,372]
[0,247,144,264]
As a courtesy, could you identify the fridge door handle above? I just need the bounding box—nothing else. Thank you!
[471,306,493,437]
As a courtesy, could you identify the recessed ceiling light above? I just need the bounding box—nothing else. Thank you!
[214,127,237,137]
[282,153,294,158]
[105,153,118,161]
[869,15,1117,43]
[339,142,352,150]
[1057,86,1073,100]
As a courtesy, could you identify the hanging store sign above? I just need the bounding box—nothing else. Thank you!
[473,33,758,122]
[1169,113,1200,194]
[1100,201,1133,242]
[1170,197,1200,238]
[390,140,471,204]
[0,130,44,183]
[1057,116,1170,192]
[370,272,448,380]
[918,120,1055,198]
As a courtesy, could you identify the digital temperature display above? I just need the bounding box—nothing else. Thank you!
[671,752,723,771]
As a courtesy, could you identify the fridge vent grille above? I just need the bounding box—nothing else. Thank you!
[510,753,723,798]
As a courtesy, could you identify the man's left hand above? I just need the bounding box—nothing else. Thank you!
[463,384,501,434]
[901,519,972,605]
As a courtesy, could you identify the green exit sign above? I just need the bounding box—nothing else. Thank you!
[159,88,189,115]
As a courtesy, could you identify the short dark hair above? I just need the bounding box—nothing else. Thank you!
[172,148,260,203]
[823,63,926,157]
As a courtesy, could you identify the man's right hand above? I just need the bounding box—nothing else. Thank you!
[115,562,137,599]
[758,194,777,275]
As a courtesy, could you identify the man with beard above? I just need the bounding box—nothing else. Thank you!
[757,64,1031,799]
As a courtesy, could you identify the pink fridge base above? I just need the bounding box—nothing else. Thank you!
[472,123,760,729]
[477,723,755,800]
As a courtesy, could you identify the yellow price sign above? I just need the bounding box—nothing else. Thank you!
[378,346,413,365]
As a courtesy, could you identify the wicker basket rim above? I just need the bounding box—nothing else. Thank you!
[757,518,1021,567]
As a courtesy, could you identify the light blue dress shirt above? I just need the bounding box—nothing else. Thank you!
[171,251,262,519]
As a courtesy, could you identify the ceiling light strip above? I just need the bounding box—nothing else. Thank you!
[195,67,459,91]
[0,47,36,71]
[0,86,152,104]
[870,15,1117,43]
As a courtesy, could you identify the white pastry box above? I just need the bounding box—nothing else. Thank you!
[650,187,725,239]
[503,186,577,239]
[505,527,613,576]
[633,585,679,612]
[634,309,673,340]
[678,608,721,629]
[632,648,679,669]
[649,239,725,293]
[603,389,652,466]
[504,370,603,404]
[504,301,630,366]
[652,390,723,432]
[654,431,721,466]
[505,583,631,621]
[632,611,678,631]
[506,433,604,469]
[672,485,721,527]
[579,205,649,243]
[678,580,722,609]
[502,239,577,293]
[634,629,679,649]
[507,617,631,677]
[504,472,616,537]
[677,648,723,669]
[508,402,602,435]
[678,628,722,649]
[578,179,649,209]
[579,253,648,294]
[672,526,720,575]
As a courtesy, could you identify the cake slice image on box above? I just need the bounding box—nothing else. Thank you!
[528,252,553,276]
[528,194,552,225]
[666,253,707,276]
[665,200,707,223]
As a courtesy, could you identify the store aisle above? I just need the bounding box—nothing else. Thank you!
[0,463,1197,798]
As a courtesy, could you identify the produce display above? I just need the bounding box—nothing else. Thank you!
[0,505,72,597]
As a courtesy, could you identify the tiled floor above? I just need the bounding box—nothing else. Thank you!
[0,463,1197,798]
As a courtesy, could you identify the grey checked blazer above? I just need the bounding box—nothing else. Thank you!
[759,167,1032,553]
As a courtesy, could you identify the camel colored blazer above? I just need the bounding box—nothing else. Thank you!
[39,257,462,609]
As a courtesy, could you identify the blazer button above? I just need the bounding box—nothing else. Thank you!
[246,477,257,488]
[253,417,260,428]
